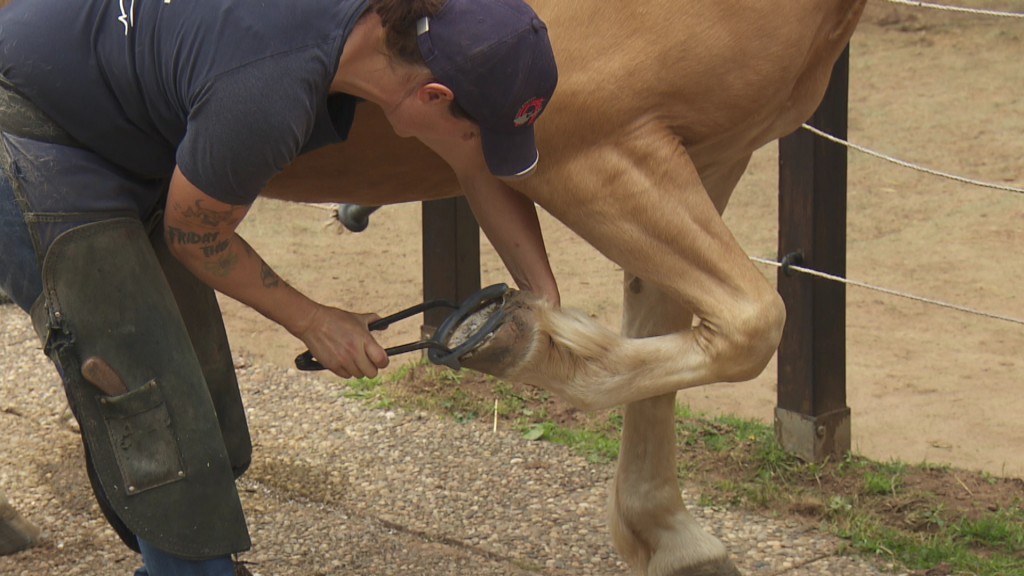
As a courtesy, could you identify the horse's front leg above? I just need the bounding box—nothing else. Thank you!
[460,126,784,411]
[610,278,740,576]
[454,127,769,575]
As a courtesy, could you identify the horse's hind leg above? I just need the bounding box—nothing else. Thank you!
[610,278,741,576]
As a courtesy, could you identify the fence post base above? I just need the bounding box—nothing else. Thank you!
[774,406,851,463]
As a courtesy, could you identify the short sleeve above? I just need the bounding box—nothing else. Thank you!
[177,51,330,205]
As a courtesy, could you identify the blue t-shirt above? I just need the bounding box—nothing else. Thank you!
[0,0,368,205]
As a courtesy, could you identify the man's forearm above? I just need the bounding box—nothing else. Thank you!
[166,226,318,337]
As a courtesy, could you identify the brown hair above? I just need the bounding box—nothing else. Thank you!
[369,0,476,122]
[370,0,446,67]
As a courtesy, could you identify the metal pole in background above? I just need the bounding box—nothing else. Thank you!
[775,47,851,462]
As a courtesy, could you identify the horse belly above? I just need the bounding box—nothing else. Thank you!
[264,105,459,205]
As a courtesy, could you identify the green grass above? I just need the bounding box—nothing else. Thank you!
[339,375,392,409]
[520,420,621,464]
[338,364,1024,576]
[863,469,902,497]
[687,413,1024,576]
[839,514,1024,575]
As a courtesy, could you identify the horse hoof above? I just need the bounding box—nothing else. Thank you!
[0,501,40,556]
[650,550,743,576]
[450,289,538,378]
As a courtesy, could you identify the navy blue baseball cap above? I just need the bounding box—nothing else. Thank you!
[417,0,557,178]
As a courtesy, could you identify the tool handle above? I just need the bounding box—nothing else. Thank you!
[81,356,130,396]
[295,299,457,371]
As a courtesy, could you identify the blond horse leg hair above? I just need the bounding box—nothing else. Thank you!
[611,394,740,576]
[459,289,774,412]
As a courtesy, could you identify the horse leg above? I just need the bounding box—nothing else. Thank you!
[609,153,755,575]
[460,123,782,410]
[609,276,740,576]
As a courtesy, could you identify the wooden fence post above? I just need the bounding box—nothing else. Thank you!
[775,47,852,462]
[421,198,480,333]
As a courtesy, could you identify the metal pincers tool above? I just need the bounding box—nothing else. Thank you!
[295,283,509,372]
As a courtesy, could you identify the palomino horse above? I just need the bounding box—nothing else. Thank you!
[266,1,867,574]
[0,0,866,572]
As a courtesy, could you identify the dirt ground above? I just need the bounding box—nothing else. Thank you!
[217,2,1023,480]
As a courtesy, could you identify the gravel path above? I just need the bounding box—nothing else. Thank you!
[0,304,904,575]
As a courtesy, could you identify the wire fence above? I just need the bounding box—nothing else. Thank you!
[753,0,1023,329]
[749,256,1024,327]
[882,0,1024,18]
[799,124,1024,195]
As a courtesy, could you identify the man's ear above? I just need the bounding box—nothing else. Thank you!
[418,82,455,105]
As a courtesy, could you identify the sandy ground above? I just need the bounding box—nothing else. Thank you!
[217,3,1024,480]
[1,304,905,576]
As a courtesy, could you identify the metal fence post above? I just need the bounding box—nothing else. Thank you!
[775,47,852,462]
[421,197,481,334]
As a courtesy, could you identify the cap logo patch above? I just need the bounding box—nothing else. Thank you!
[514,98,546,128]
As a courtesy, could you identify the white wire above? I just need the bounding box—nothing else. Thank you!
[785,3,1024,327]
[882,0,1024,18]
[750,256,1024,327]
[800,124,1024,195]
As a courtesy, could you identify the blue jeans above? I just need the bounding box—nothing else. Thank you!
[0,166,42,312]
[134,539,235,576]
[1,129,164,310]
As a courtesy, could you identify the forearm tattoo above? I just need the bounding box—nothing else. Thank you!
[166,228,219,246]
[168,199,247,277]
[242,239,281,288]
[169,200,281,286]
[202,251,240,277]
[180,199,244,228]
[260,262,281,288]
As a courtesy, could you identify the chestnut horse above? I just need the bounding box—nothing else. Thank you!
[265,1,867,574]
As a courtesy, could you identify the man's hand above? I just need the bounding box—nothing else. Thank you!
[164,167,389,379]
[296,305,389,379]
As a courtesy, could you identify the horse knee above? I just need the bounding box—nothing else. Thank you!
[712,289,785,383]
